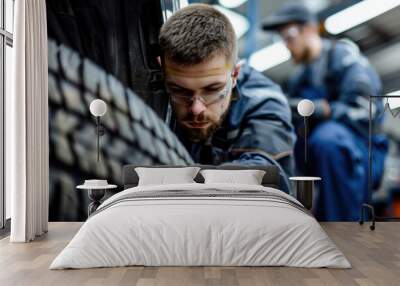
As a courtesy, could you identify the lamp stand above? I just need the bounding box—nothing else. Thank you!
[359,97,375,230]
[304,116,308,166]
[95,116,105,162]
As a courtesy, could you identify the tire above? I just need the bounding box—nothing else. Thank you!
[48,39,193,220]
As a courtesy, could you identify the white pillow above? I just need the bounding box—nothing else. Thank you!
[135,167,200,186]
[200,169,266,185]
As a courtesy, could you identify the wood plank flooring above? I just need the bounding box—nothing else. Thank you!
[0,222,399,286]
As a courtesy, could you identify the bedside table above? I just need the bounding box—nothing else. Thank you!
[76,184,117,216]
[289,177,321,210]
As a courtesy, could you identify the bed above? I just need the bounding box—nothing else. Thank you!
[50,165,350,269]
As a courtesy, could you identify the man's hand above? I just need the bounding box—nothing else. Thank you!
[318,99,331,118]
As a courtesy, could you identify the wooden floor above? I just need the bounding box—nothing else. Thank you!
[0,222,399,286]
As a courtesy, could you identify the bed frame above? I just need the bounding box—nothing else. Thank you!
[122,165,280,190]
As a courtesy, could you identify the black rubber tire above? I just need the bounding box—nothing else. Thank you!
[48,39,193,220]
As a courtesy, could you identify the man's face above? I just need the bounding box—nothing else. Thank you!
[164,54,239,142]
[279,23,309,63]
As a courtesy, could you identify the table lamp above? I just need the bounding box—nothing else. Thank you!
[297,99,315,165]
[288,100,318,211]
[89,99,107,162]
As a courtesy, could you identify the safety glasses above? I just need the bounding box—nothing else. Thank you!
[279,25,301,43]
[168,74,233,107]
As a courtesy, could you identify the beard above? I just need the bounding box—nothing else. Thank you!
[177,108,230,143]
[293,46,312,64]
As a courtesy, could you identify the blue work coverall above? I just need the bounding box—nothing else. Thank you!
[287,39,388,221]
[174,64,296,193]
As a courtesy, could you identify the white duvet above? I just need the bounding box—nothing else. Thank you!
[50,183,351,269]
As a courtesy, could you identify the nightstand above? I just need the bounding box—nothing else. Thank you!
[289,177,321,210]
[76,183,117,216]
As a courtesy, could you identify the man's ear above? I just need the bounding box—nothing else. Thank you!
[231,61,242,88]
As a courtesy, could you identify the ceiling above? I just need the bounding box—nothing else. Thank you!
[190,0,400,93]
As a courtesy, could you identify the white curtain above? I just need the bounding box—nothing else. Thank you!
[7,0,49,242]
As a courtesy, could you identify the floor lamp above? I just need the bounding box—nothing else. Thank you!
[359,93,400,230]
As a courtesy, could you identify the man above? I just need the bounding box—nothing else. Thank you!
[158,4,296,192]
[262,3,388,220]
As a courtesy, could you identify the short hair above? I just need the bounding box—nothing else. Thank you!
[159,4,237,66]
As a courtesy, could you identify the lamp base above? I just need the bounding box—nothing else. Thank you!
[359,203,375,230]
[359,203,400,230]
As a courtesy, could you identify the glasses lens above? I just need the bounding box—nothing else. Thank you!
[201,92,224,105]
[281,26,300,42]
[168,74,232,106]
[170,94,191,105]
[202,76,232,105]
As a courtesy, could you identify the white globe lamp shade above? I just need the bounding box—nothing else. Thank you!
[297,99,315,117]
[89,99,107,117]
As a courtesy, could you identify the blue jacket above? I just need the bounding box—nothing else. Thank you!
[287,39,387,148]
[174,64,296,192]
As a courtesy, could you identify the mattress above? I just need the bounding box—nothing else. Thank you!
[50,183,351,269]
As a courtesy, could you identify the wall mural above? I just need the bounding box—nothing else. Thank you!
[47,0,398,222]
